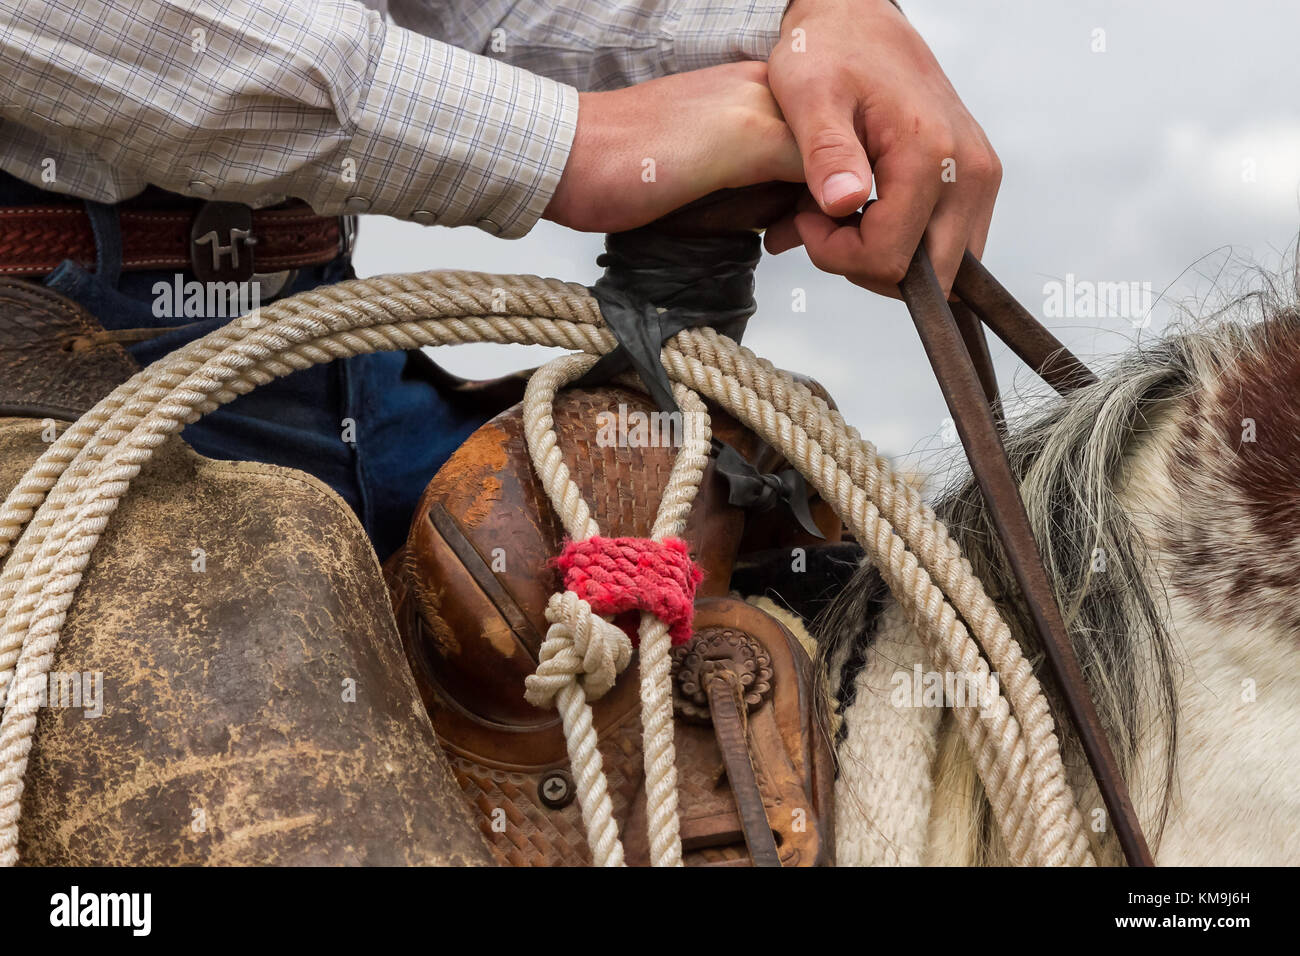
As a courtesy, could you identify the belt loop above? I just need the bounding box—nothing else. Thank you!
[82,200,123,288]
[339,214,358,259]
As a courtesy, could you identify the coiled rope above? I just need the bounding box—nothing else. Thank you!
[0,270,1094,866]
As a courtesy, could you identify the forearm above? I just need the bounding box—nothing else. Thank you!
[390,0,791,91]
[0,0,576,237]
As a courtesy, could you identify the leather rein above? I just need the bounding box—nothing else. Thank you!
[899,248,1153,868]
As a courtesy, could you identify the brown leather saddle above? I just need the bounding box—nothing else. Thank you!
[383,386,839,866]
[0,278,141,421]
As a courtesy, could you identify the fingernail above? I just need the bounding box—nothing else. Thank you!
[821,172,864,207]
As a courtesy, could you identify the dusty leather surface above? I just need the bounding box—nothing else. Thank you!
[386,386,836,865]
[389,386,763,726]
[0,278,140,419]
[0,418,493,865]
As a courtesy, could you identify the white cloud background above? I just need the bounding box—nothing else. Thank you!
[353,0,1300,482]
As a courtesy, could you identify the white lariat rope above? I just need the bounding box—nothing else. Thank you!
[520,353,710,866]
[0,271,1095,867]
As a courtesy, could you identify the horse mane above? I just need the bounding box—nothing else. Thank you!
[818,255,1300,864]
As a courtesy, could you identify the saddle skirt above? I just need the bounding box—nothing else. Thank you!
[384,385,836,866]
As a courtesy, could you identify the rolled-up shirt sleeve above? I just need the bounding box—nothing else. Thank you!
[0,0,578,237]
[327,22,578,236]
[389,0,791,91]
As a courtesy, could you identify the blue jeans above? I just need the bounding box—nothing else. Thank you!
[1,174,490,561]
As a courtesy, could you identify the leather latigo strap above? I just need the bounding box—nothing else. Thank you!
[382,386,836,866]
[0,278,140,420]
[0,200,341,277]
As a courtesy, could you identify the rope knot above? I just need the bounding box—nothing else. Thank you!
[555,536,703,645]
[525,590,634,706]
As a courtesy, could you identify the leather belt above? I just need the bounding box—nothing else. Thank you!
[0,199,347,283]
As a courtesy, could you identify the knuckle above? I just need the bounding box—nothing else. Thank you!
[801,239,833,272]
[736,107,776,138]
[988,150,1004,187]
[862,251,912,286]
[986,145,1004,181]
[926,129,958,165]
[728,58,769,85]
[962,145,1003,186]
[804,128,862,167]
[899,114,956,164]
[801,237,844,276]
[915,115,967,163]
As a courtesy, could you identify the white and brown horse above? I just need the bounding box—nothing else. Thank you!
[816,277,1300,866]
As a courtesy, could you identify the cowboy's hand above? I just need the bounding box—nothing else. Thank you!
[543,62,803,234]
[764,0,1002,297]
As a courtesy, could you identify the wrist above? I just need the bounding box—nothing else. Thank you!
[543,91,604,228]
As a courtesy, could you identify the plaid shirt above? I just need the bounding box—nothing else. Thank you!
[0,0,788,238]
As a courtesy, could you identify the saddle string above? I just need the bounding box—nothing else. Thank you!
[0,271,1094,866]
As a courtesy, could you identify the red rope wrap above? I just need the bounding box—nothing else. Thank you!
[555,536,703,645]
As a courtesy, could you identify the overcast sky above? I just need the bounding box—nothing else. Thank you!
[353,0,1300,485]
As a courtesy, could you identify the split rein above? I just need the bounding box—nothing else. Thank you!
[0,267,1097,867]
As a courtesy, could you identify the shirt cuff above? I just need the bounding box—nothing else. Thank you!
[663,0,792,73]
[323,24,579,239]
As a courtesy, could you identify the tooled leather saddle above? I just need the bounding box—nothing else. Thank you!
[383,383,840,866]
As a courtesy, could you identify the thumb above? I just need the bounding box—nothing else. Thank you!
[787,102,873,217]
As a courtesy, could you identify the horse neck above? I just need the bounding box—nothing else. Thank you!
[835,313,1300,865]
[1113,364,1300,865]
[920,371,1300,866]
